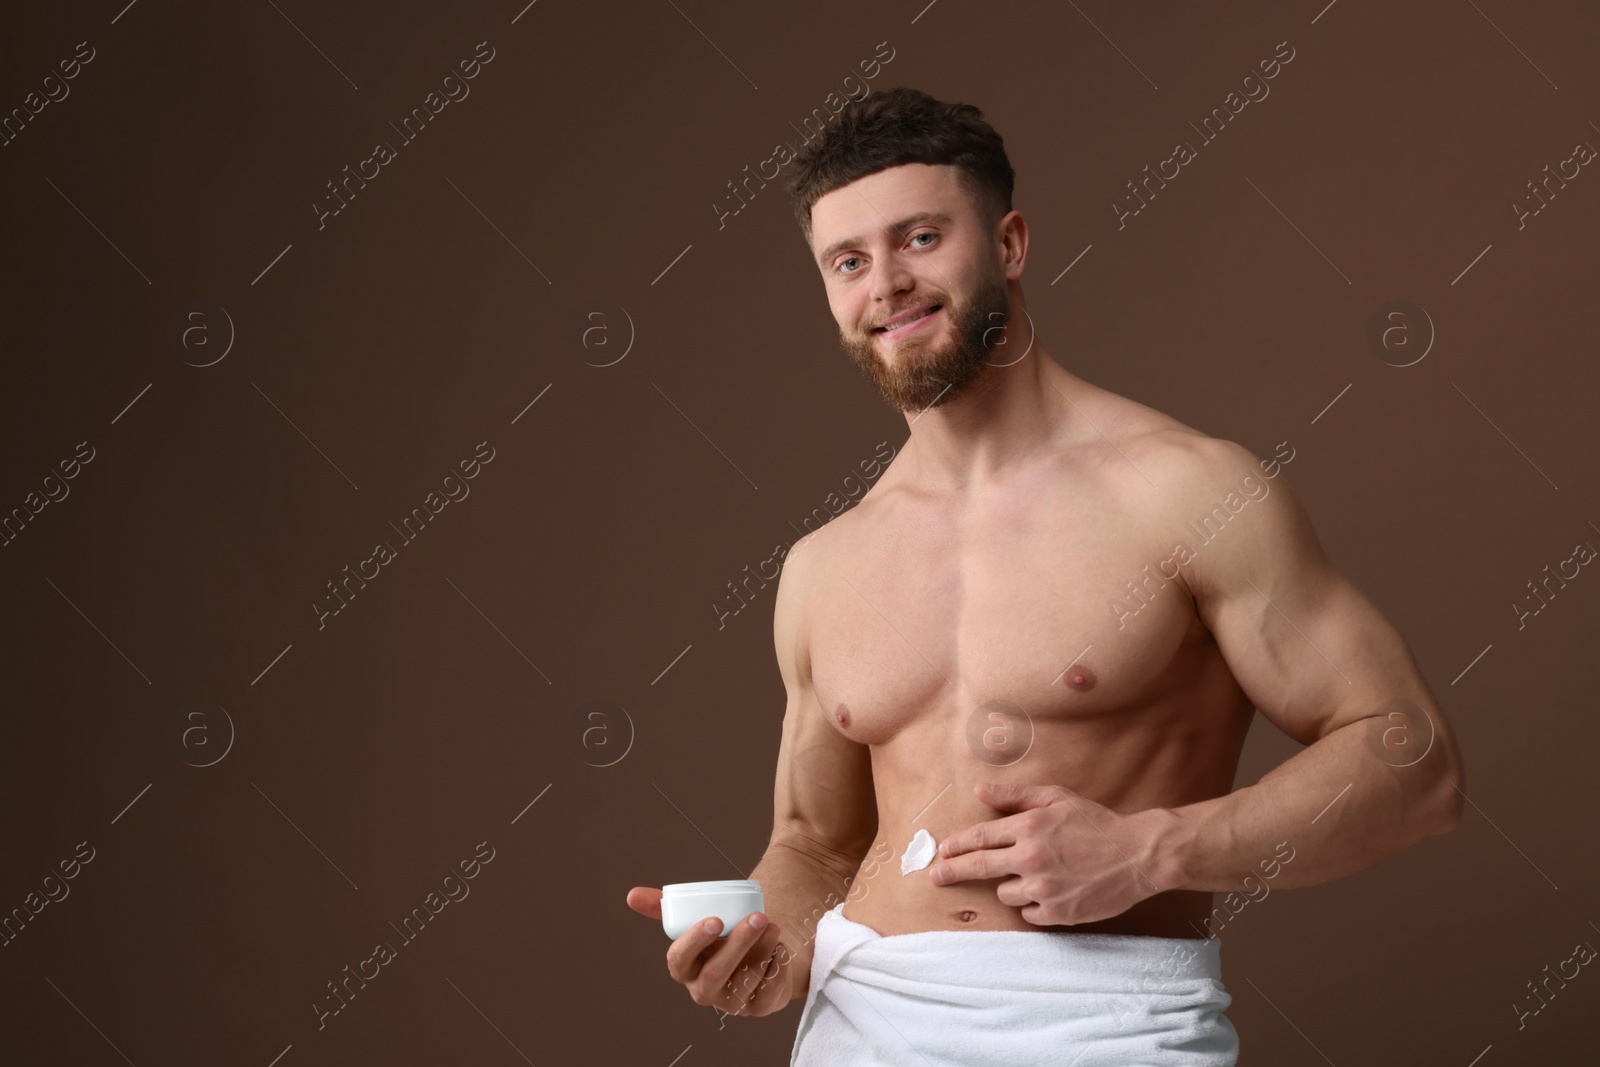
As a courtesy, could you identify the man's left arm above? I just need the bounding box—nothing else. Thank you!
[1149,438,1466,894]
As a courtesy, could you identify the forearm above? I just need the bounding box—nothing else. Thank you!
[749,837,861,1004]
[1154,716,1462,894]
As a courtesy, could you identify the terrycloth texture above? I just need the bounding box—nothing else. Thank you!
[790,901,1238,1066]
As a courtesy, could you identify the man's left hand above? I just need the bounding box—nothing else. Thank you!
[929,782,1178,926]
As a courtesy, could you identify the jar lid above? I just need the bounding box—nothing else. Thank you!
[662,879,761,895]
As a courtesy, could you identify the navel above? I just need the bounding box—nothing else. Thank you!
[957,910,977,923]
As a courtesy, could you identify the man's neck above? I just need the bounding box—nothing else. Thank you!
[899,341,1079,494]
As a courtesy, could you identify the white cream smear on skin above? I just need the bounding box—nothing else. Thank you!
[901,828,938,876]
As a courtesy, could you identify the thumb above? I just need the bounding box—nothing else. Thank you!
[626,886,663,919]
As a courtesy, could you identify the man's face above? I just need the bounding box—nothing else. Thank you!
[810,163,1011,414]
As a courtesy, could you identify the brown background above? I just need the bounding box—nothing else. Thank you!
[2,0,1596,1063]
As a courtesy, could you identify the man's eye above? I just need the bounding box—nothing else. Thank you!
[909,232,935,248]
[837,256,862,274]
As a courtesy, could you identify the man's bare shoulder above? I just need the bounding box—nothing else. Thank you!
[782,490,885,578]
[1121,431,1289,547]
[1068,379,1201,440]
[1060,382,1240,497]
[1067,387,1302,566]
[1125,418,1319,591]
[782,444,909,573]
[1130,426,1260,487]
[771,484,891,680]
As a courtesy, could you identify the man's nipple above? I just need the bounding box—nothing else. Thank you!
[1061,665,1097,690]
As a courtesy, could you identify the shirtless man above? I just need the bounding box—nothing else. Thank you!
[627,87,1464,1062]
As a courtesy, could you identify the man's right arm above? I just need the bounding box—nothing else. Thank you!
[750,538,877,1005]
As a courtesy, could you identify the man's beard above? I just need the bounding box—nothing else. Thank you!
[838,273,1013,414]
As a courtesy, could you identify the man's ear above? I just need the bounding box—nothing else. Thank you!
[998,209,1028,280]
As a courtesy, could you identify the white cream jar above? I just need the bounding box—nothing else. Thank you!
[661,879,765,939]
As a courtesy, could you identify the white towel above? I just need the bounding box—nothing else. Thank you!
[790,900,1238,1066]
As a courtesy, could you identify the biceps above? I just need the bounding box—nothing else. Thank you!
[1209,565,1419,745]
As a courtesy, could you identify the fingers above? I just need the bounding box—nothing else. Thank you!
[993,874,1031,908]
[707,921,788,1016]
[665,916,729,985]
[930,845,1021,886]
[719,923,790,1015]
[697,915,779,1001]
[666,913,778,1007]
[626,886,663,919]
[939,818,1020,860]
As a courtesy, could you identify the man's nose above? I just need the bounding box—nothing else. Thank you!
[867,256,915,304]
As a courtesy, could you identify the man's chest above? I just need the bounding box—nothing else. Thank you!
[804,487,1205,747]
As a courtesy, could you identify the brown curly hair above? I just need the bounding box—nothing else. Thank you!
[784,86,1016,247]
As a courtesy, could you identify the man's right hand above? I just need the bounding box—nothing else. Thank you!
[627,886,796,1017]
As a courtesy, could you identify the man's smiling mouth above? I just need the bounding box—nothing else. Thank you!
[873,305,941,334]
